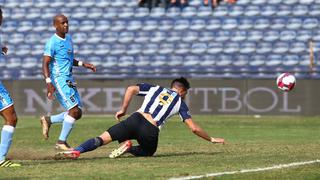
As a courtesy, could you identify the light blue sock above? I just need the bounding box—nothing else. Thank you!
[0,125,15,161]
[58,115,75,142]
[50,112,67,124]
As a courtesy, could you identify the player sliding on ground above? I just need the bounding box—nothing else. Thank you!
[40,14,96,150]
[56,77,225,159]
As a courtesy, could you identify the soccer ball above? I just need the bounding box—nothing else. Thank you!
[276,73,296,92]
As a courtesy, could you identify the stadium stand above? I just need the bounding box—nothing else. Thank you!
[0,0,319,79]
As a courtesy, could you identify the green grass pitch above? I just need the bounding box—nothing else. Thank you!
[0,115,320,179]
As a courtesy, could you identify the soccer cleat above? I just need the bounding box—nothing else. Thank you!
[54,150,80,160]
[0,160,21,167]
[40,116,51,140]
[55,142,73,151]
[109,140,132,158]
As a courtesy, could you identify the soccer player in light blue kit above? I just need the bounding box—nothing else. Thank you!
[41,14,96,150]
[0,7,21,167]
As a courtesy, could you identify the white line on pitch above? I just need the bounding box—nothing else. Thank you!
[169,159,320,180]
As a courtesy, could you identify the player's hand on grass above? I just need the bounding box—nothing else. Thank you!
[46,83,56,100]
[115,110,126,122]
[83,62,96,72]
[211,137,225,144]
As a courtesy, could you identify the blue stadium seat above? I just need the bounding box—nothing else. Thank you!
[256,42,272,54]
[110,20,126,31]
[6,57,22,69]
[118,7,135,18]
[309,4,320,16]
[2,21,18,33]
[40,32,53,44]
[238,18,254,30]
[134,31,149,43]
[126,20,142,31]
[94,0,110,7]
[207,42,223,54]
[65,0,81,8]
[296,30,313,41]
[9,33,24,44]
[286,18,303,29]
[158,19,174,31]
[268,0,282,5]
[95,20,111,31]
[232,55,249,66]
[228,5,244,16]
[216,55,232,66]
[78,44,94,56]
[24,33,40,44]
[72,33,88,43]
[150,31,166,43]
[182,31,199,42]
[263,30,280,42]
[94,44,110,55]
[313,31,320,41]
[254,18,270,30]
[251,0,268,5]
[118,31,134,43]
[260,5,277,16]
[150,7,166,18]
[71,7,88,19]
[50,0,65,8]
[206,19,222,30]
[118,56,134,67]
[158,43,175,54]
[249,55,266,66]
[198,31,215,42]
[11,8,27,20]
[31,45,44,56]
[303,18,319,29]
[110,0,127,7]
[135,55,150,67]
[289,42,307,53]
[200,55,215,66]
[168,55,183,66]
[79,20,95,32]
[134,8,149,18]
[283,55,299,66]
[174,19,190,30]
[270,18,286,29]
[175,43,191,55]
[26,8,41,19]
[166,7,181,17]
[103,7,118,19]
[181,6,197,17]
[5,1,20,8]
[244,5,261,16]
[215,30,231,41]
[277,5,292,16]
[230,30,247,42]
[126,43,142,55]
[87,32,103,44]
[223,42,240,54]
[150,55,168,66]
[110,44,126,55]
[41,8,57,19]
[102,56,118,68]
[191,43,207,54]
[142,20,158,31]
[142,43,159,55]
[283,0,299,4]
[87,7,103,19]
[189,0,202,7]
[272,42,289,54]
[87,56,102,68]
[212,6,228,17]
[190,19,206,30]
[19,0,33,8]
[197,6,212,17]
[292,5,309,16]
[166,31,181,42]
[280,30,297,41]
[239,42,256,54]
[266,54,282,67]
[183,55,200,66]
[222,19,238,30]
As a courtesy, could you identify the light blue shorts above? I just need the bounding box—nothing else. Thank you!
[0,83,13,112]
[52,76,82,110]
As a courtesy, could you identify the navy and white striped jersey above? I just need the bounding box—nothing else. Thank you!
[137,83,191,127]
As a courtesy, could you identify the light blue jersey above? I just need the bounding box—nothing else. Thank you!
[44,34,74,77]
[0,39,13,111]
[43,34,81,110]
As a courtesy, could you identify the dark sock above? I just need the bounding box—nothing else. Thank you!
[74,137,103,153]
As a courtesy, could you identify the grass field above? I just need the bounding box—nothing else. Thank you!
[0,115,320,179]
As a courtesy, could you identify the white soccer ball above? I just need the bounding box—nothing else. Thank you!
[276,73,296,92]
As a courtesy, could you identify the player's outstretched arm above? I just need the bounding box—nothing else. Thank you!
[73,59,96,72]
[115,85,139,121]
[184,118,225,144]
[43,56,56,100]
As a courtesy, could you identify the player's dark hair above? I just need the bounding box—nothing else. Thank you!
[171,77,190,90]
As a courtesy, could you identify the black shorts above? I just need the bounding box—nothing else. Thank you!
[107,112,159,154]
